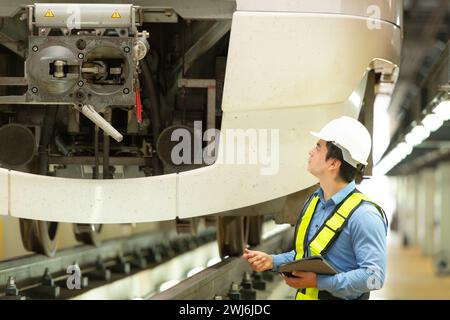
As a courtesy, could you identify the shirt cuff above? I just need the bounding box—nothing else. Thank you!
[316,275,334,291]
[270,254,285,272]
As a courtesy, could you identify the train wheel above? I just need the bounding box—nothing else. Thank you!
[247,216,264,247]
[217,216,249,258]
[19,219,59,257]
[73,224,103,246]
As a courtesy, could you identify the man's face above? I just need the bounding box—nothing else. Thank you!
[307,139,330,177]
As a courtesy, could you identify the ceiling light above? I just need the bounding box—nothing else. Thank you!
[433,100,450,121]
[206,257,222,267]
[374,149,400,176]
[159,279,180,292]
[187,266,205,277]
[397,142,413,157]
[422,113,443,132]
[405,125,430,146]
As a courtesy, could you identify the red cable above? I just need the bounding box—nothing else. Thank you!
[135,87,142,124]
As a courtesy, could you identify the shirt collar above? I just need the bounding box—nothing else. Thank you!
[317,180,356,206]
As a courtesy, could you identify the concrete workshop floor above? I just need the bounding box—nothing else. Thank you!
[372,232,450,300]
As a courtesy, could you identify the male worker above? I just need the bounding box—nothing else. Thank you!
[243,116,388,300]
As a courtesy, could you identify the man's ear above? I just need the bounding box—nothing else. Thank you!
[328,158,341,171]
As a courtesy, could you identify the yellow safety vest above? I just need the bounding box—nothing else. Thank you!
[294,190,386,300]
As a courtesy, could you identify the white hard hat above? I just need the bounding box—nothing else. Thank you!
[310,116,371,168]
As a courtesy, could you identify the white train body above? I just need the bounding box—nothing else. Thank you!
[0,0,402,225]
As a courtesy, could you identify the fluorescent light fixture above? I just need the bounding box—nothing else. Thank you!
[187,266,205,277]
[374,141,413,176]
[433,100,450,121]
[374,155,395,176]
[405,132,415,146]
[374,150,397,176]
[159,279,180,292]
[206,257,222,267]
[374,100,449,176]
[422,113,443,132]
[391,146,404,162]
[397,142,413,157]
[412,125,430,142]
[405,125,430,146]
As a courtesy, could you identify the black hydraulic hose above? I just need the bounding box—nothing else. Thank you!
[103,111,111,179]
[140,58,161,137]
[103,131,110,179]
[39,106,58,175]
[143,97,163,176]
[38,106,60,239]
[141,58,164,176]
[93,125,99,179]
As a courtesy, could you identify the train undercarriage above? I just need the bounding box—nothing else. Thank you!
[0,1,402,258]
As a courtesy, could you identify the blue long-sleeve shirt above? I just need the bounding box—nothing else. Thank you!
[272,181,387,300]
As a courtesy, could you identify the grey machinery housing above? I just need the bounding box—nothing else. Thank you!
[25,4,145,112]
[26,35,136,111]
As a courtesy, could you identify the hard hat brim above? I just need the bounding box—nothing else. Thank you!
[310,131,332,142]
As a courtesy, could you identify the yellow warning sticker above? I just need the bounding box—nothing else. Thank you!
[44,9,55,18]
[111,10,121,19]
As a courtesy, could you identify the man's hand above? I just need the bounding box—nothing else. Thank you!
[242,249,273,272]
[282,271,317,289]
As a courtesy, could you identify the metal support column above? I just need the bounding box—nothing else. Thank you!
[433,161,450,274]
[398,175,419,247]
[410,174,419,247]
[417,168,435,256]
[396,176,409,246]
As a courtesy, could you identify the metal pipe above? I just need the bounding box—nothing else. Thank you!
[140,58,161,136]
[39,106,58,175]
[93,125,99,179]
[143,98,163,176]
[78,105,123,142]
[0,77,28,86]
[141,57,163,175]
[103,134,110,179]
[55,135,70,156]
[103,110,111,179]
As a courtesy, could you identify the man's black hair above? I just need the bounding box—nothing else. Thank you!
[325,141,362,183]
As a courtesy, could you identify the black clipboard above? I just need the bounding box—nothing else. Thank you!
[278,255,337,276]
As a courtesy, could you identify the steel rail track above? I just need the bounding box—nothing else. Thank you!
[0,227,217,300]
[148,224,294,300]
[0,222,295,300]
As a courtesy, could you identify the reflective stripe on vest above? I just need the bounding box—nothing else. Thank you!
[294,191,385,300]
